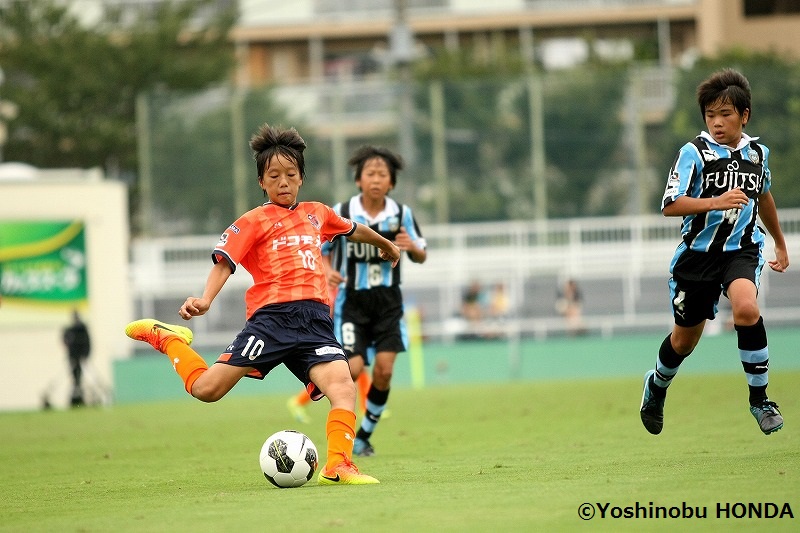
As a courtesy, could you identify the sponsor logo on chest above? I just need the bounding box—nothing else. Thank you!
[702,159,762,195]
[272,235,322,250]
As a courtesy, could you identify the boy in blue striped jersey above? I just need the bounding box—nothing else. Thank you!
[641,69,789,436]
[322,145,426,455]
[323,145,427,456]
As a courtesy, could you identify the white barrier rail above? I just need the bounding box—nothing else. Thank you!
[130,209,800,342]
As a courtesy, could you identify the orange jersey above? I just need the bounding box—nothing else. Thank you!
[213,202,355,319]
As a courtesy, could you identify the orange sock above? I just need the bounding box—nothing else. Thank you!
[295,388,312,406]
[163,338,208,394]
[325,408,356,470]
[356,371,371,413]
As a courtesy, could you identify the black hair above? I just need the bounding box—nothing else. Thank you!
[250,123,307,180]
[348,145,403,186]
[697,68,751,124]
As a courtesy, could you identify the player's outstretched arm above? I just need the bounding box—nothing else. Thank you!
[348,223,401,267]
[179,261,232,319]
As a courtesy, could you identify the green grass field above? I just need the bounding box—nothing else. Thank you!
[1,367,798,532]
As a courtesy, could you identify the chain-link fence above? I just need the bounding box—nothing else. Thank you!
[134,64,680,235]
[135,60,800,234]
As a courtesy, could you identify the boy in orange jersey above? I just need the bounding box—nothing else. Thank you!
[125,123,400,485]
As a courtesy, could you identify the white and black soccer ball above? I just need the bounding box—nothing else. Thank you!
[259,430,318,488]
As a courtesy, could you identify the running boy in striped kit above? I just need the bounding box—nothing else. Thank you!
[640,68,789,436]
[325,145,426,456]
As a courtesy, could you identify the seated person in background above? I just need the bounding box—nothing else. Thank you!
[460,280,486,339]
[556,278,585,336]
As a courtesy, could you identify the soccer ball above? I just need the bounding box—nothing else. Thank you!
[259,430,318,488]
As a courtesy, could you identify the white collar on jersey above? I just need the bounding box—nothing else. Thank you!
[263,201,299,210]
[348,195,401,225]
[699,130,759,151]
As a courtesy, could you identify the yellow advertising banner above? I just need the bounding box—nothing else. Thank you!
[0,220,87,325]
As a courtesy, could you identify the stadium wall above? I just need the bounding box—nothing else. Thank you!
[0,172,133,411]
[112,328,800,405]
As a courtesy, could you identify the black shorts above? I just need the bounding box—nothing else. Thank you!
[339,286,406,362]
[216,300,346,390]
[669,244,763,327]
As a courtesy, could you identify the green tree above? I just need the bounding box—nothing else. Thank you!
[413,48,626,221]
[540,66,626,217]
[146,86,328,235]
[0,0,236,173]
[413,49,531,222]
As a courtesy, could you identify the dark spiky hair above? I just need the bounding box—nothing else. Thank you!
[250,123,307,179]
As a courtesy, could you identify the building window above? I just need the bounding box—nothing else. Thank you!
[323,52,384,80]
[744,0,800,16]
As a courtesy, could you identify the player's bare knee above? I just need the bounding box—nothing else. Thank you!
[326,382,356,406]
[670,335,698,356]
[731,306,760,327]
[373,367,393,387]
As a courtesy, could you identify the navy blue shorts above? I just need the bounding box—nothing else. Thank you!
[216,300,347,398]
[668,244,763,327]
